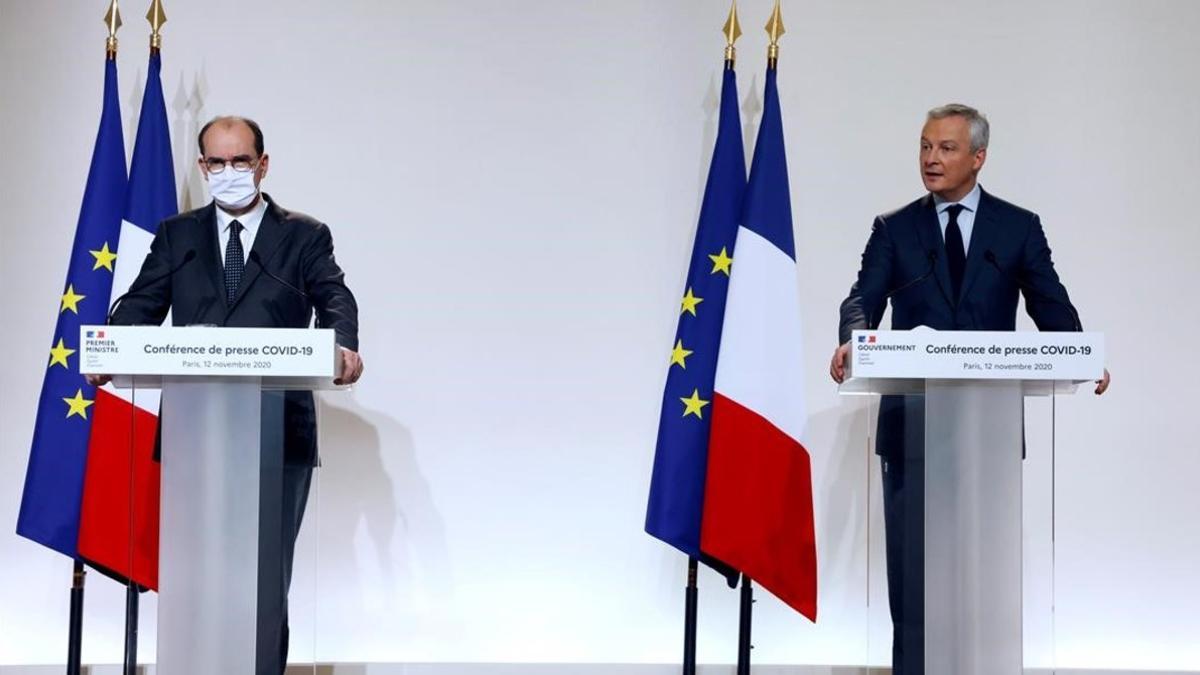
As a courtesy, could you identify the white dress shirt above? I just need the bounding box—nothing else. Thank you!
[933,182,981,256]
[215,193,267,267]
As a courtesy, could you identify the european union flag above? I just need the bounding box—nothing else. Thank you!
[644,66,745,574]
[17,57,127,558]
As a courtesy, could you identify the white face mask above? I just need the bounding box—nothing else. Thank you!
[208,168,259,210]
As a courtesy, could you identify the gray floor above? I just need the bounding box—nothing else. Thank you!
[1,666,1195,675]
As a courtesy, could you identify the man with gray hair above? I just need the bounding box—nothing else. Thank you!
[829,104,1109,674]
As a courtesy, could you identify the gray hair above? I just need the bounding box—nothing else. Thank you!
[927,103,989,152]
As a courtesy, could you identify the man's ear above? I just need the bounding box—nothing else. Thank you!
[973,147,987,171]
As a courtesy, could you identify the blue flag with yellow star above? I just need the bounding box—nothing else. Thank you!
[644,66,745,574]
[17,57,127,558]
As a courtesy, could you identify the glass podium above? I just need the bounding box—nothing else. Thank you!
[79,325,343,674]
[841,328,1103,674]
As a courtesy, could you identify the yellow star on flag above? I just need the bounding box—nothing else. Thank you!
[680,287,704,316]
[48,338,76,369]
[60,284,86,314]
[680,389,710,419]
[669,340,694,369]
[709,247,733,276]
[89,242,118,272]
[63,389,94,420]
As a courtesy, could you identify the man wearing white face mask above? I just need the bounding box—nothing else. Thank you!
[98,115,362,674]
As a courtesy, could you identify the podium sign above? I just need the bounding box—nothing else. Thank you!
[78,324,337,378]
[842,329,1104,396]
[849,328,1103,380]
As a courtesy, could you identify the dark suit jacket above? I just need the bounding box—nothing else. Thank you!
[838,188,1079,459]
[110,194,359,465]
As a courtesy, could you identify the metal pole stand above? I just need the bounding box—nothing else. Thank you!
[123,585,139,675]
[683,557,699,675]
[67,561,86,675]
[736,575,753,675]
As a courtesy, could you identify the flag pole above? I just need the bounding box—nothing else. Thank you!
[736,575,754,675]
[67,561,87,675]
[104,0,121,57]
[680,8,742,674]
[147,0,165,51]
[678,7,743,675]
[765,0,784,70]
[120,4,166,674]
[69,6,122,672]
[682,557,699,675]
[122,585,139,675]
[734,6,782,671]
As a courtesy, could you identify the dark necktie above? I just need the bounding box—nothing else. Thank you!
[944,204,967,301]
[224,220,245,305]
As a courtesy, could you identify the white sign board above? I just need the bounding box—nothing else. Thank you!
[79,325,338,379]
[849,329,1104,381]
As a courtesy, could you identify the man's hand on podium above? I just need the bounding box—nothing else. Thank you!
[335,347,364,386]
[1095,368,1110,395]
[829,342,850,384]
[85,373,112,387]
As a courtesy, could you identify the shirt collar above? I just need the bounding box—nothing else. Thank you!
[933,182,982,214]
[214,192,268,237]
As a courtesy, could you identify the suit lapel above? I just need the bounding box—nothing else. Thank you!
[957,189,999,304]
[193,203,227,305]
[914,194,955,308]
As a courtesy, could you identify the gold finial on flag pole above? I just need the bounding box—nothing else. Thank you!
[723,1,743,67]
[147,0,167,51]
[104,0,123,58]
[765,0,785,69]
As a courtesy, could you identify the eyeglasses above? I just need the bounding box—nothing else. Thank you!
[202,156,260,174]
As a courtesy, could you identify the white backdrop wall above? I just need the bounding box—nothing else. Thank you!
[1,0,1197,669]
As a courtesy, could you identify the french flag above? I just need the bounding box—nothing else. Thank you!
[700,66,817,620]
[76,50,177,589]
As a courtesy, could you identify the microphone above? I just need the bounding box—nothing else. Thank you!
[867,250,939,330]
[984,250,1082,331]
[107,249,197,324]
[248,251,308,300]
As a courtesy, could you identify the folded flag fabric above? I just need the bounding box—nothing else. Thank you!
[77,50,178,590]
[17,57,128,562]
[700,65,818,621]
[644,66,746,584]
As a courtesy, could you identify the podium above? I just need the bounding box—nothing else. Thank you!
[840,328,1104,675]
[80,325,344,674]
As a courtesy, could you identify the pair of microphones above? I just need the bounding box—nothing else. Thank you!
[866,249,1080,331]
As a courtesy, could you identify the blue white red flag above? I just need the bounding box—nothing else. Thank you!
[701,66,818,620]
[78,50,178,590]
